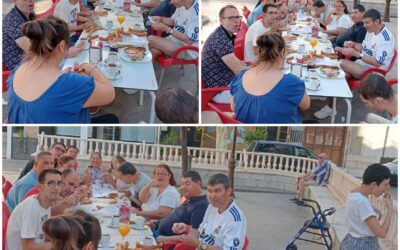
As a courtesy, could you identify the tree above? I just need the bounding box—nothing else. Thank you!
[180,127,189,177]
[228,127,238,195]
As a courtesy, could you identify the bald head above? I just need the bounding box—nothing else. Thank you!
[317,153,328,164]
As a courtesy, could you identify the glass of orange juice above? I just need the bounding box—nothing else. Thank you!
[310,38,318,51]
[118,222,131,240]
[117,15,125,27]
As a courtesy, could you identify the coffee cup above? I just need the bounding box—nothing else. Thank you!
[143,237,153,246]
[107,52,118,65]
[308,69,317,78]
[111,215,119,227]
[106,20,114,31]
[310,77,319,90]
[306,33,312,41]
[298,44,305,54]
[321,33,328,42]
[107,63,119,79]
[136,216,145,228]
[101,234,111,247]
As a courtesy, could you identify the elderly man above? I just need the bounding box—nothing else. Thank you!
[334,4,366,48]
[146,0,199,61]
[202,5,246,88]
[2,0,83,71]
[155,170,208,242]
[6,152,54,212]
[244,4,279,62]
[18,142,66,180]
[291,153,331,205]
[358,74,398,124]
[117,162,151,207]
[171,174,247,250]
[6,169,62,250]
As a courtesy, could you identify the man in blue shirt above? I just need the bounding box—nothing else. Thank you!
[247,0,275,26]
[6,152,55,212]
[290,153,331,205]
[334,4,367,48]
[155,170,208,243]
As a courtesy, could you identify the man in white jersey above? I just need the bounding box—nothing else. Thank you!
[146,0,199,60]
[6,169,62,250]
[171,173,247,250]
[340,9,395,80]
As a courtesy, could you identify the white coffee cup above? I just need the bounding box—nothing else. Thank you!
[308,69,317,78]
[143,237,153,246]
[111,216,119,227]
[108,52,118,65]
[107,63,118,79]
[310,77,319,90]
[136,216,145,228]
[298,44,305,54]
[101,234,111,247]
[321,33,328,42]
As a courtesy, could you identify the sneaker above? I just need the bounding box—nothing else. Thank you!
[296,200,305,206]
[314,105,336,119]
[289,197,298,202]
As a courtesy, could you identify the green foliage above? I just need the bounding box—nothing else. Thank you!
[244,128,267,145]
[161,131,178,145]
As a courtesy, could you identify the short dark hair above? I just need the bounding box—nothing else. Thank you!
[359,74,394,100]
[335,0,348,14]
[62,168,75,178]
[219,5,237,19]
[66,145,79,152]
[183,170,202,183]
[363,9,381,22]
[51,142,66,150]
[262,4,277,14]
[363,164,391,185]
[155,87,198,123]
[118,162,137,175]
[208,173,230,189]
[38,169,62,184]
[313,0,325,8]
[353,4,365,13]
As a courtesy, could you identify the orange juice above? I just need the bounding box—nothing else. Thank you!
[310,38,318,48]
[118,224,130,238]
[117,16,125,25]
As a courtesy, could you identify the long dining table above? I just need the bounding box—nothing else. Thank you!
[283,15,353,124]
[62,0,158,123]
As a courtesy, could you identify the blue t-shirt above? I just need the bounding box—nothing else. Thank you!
[6,170,38,212]
[7,67,95,123]
[247,5,263,27]
[230,70,305,124]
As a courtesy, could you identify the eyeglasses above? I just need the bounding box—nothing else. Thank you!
[267,12,278,15]
[156,172,169,176]
[46,180,64,187]
[222,16,243,21]
[334,5,344,8]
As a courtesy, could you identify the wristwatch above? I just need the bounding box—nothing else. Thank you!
[199,243,208,250]
[167,28,174,35]
[359,53,364,59]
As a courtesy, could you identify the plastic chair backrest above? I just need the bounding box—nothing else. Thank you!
[208,103,242,124]
[174,243,196,250]
[3,202,10,250]
[234,22,248,60]
[243,236,250,250]
[386,49,398,73]
[2,63,11,93]
[242,6,251,19]
[2,181,12,200]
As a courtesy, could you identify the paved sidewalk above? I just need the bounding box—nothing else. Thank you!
[3,159,326,249]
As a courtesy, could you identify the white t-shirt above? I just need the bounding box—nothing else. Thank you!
[326,14,351,31]
[141,185,180,211]
[170,0,199,58]
[359,25,395,70]
[244,20,271,62]
[198,201,247,250]
[54,0,80,36]
[345,192,376,238]
[6,195,51,250]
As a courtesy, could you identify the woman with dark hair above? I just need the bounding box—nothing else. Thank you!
[137,164,180,219]
[42,210,101,250]
[7,16,116,124]
[102,155,130,191]
[325,0,351,38]
[82,152,103,184]
[58,155,76,172]
[230,32,310,123]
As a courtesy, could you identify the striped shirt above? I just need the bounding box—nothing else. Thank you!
[198,201,247,250]
[312,160,331,185]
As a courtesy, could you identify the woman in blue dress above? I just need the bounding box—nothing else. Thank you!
[230,31,310,123]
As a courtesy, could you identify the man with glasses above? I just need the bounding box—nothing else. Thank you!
[290,153,331,205]
[244,4,279,62]
[6,169,62,250]
[17,142,66,180]
[118,162,151,207]
[247,0,276,26]
[202,5,246,88]
[6,152,55,212]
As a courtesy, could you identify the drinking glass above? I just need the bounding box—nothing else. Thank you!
[118,222,130,241]
[117,15,125,27]
[310,38,318,51]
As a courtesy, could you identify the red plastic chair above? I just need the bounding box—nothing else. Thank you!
[208,102,242,124]
[2,64,11,94]
[201,80,231,112]
[242,6,251,19]
[36,0,60,20]
[386,78,398,86]
[346,49,397,91]
[2,179,12,201]
[3,202,10,250]
[234,22,248,61]
[22,187,39,201]
[163,236,249,250]
[155,46,199,88]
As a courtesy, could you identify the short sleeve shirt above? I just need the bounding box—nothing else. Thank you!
[128,172,151,199]
[312,160,331,185]
[361,25,395,70]
[345,192,376,237]
[7,69,95,123]
[244,20,270,62]
[202,26,236,88]
[335,22,367,48]
[2,7,35,71]
[6,170,38,212]
[141,185,180,211]
[247,4,263,27]
[230,71,305,123]
[6,195,51,250]
[326,14,352,31]
[54,0,80,36]
[198,201,247,250]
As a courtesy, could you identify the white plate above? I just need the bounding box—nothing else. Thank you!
[132,224,148,230]
[107,224,119,228]
[318,39,330,43]
[305,79,322,91]
[118,48,152,63]
[101,68,123,80]
[99,242,113,248]
[317,68,345,79]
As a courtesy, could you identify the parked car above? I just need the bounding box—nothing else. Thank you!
[246,141,318,168]
[384,159,398,187]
